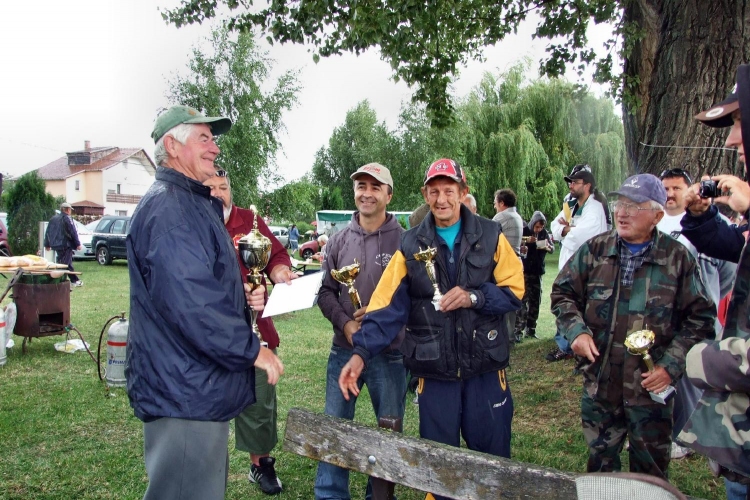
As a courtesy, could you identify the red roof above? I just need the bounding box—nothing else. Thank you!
[36,147,155,180]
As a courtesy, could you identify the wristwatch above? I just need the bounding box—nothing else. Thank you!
[468,291,478,307]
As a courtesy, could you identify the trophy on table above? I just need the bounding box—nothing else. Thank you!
[331,260,362,309]
[238,210,272,346]
[413,246,443,311]
[624,329,676,404]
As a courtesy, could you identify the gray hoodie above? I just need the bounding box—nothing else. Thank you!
[528,211,547,232]
[318,212,405,350]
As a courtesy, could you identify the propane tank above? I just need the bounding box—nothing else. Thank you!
[106,315,129,387]
[0,306,6,367]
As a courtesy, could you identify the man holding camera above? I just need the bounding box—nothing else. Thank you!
[677,65,750,492]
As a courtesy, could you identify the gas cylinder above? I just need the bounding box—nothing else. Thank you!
[0,306,6,367]
[106,316,128,387]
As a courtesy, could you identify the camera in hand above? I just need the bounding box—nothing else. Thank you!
[699,179,720,199]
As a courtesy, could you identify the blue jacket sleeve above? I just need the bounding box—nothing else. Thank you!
[681,206,745,263]
[352,251,411,365]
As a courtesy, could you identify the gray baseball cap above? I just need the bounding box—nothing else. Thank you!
[609,174,667,206]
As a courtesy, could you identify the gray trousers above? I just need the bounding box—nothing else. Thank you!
[143,418,230,500]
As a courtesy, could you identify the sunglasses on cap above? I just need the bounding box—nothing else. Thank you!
[659,168,693,185]
[216,170,228,177]
[569,164,592,176]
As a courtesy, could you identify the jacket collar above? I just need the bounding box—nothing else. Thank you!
[155,166,213,199]
[416,204,481,248]
[605,229,669,265]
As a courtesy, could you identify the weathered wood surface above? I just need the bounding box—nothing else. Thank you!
[283,407,579,499]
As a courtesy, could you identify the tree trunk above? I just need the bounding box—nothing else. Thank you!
[623,0,750,177]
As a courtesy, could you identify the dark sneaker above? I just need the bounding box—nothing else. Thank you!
[525,329,539,339]
[546,347,573,362]
[513,331,523,343]
[249,456,283,495]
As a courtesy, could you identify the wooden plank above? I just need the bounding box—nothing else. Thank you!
[283,407,578,500]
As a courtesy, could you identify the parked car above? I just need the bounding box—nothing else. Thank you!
[0,217,10,256]
[73,220,95,260]
[267,226,289,248]
[92,216,131,265]
[299,239,320,260]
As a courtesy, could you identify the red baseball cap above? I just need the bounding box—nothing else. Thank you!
[423,158,466,185]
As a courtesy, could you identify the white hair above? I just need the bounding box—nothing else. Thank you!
[153,123,196,166]
[650,200,664,212]
[318,234,329,244]
[464,193,477,209]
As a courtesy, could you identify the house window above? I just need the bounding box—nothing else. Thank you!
[116,210,127,216]
[75,180,80,191]
[116,184,121,194]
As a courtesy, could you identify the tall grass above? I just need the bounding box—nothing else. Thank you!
[0,255,723,499]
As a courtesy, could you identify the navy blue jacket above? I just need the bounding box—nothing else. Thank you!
[681,206,746,263]
[125,167,260,422]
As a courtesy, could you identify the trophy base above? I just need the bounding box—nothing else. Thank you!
[649,385,675,405]
[432,299,441,311]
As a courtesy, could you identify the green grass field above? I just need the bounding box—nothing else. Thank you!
[0,254,725,499]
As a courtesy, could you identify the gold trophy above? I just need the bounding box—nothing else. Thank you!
[624,329,676,404]
[413,246,443,311]
[330,260,362,309]
[237,209,272,346]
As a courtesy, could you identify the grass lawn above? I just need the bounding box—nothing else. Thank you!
[0,254,724,499]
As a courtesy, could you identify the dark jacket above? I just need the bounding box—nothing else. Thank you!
[680,205,746,262]
[318,212,405,350]
[126,167,260,422]
[522,211,550,276]
[353,205,524,380]
[44,213,80,251]
[225,204,291,350]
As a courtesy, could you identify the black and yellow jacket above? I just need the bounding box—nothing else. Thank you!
[352,205,524,380]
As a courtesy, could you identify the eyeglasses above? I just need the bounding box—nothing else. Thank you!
[612,201,660,217]
[659,168,692,184]
[216,170,228,177]
[568,179,585,186]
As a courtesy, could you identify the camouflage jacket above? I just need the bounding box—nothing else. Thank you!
[551,230,715,405]
[678,238,750,479]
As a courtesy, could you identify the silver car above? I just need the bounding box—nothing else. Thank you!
[267,226,289,248]
[73,220,96,259]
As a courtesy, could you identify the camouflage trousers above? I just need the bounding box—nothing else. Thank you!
[581,392,673,480]
[514,274,542,332]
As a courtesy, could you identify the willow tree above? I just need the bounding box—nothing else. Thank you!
[456,66,627,221]
[162,0,750,176]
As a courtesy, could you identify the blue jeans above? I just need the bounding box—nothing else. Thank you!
[554,324,573,354]
[725,478,748,500]
[314,345,407,500]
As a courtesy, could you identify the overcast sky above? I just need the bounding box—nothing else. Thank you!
[1,0,612,185]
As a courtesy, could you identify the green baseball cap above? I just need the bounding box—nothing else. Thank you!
[151,105,232,143]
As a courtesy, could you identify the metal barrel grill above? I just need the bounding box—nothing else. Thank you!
[12,273,70,353]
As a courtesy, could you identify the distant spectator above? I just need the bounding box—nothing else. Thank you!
[44,202,83,290]
[492,189,523,253]
[312,234,328,262]
[289,224,300,252]
[408,203,430,227]
[463,193,477,214]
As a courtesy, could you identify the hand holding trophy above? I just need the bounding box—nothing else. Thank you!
[331,260,362,309]
[414,246,443,310]
[238,209,272,347]
[625,329,675,404]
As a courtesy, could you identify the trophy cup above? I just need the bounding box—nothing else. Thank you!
[237,210,272,346]
[413,246,443,310]
[331,260,362,309]
[624,329,676,404]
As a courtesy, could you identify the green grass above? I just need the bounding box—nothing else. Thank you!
[0,255,724,499]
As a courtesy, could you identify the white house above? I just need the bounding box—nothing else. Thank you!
[36,141,156,216]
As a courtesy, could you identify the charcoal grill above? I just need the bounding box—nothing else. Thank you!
[12,273,71,353]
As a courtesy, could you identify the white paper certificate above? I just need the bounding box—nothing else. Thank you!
[262,271,325,317]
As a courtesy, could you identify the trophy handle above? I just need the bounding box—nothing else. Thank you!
[348,287,362,310]
[246,273,266,345]
[642,353,656,372]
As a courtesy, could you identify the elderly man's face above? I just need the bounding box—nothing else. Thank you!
[726,110,745,165]
[614,195,664,244]
[167,123,220,183]
[423,177,467,228]
[204,175,231,209]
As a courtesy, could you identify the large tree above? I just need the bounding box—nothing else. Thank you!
[167,25,300,208]
[164,0,750,176]
[5,172,57,256]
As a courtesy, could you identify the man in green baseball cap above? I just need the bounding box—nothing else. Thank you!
[151,105,232,144]
[151,105,232,183]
